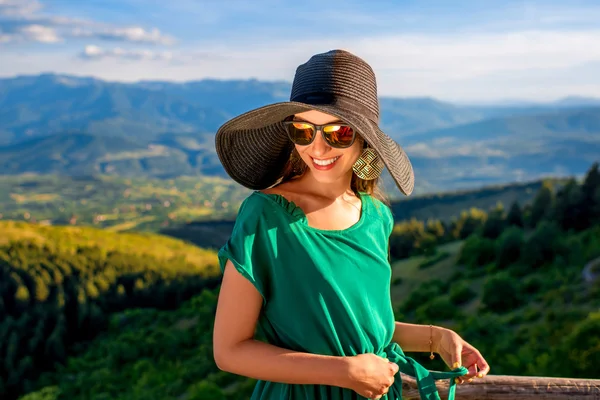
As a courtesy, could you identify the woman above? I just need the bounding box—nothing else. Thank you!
[213,49,490,399]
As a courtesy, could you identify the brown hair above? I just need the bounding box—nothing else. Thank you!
[278,139,388,204]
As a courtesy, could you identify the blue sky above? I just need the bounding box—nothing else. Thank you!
[1,0,600,102]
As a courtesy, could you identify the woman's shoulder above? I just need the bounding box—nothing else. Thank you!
[361,192,394,231]
[235,189,302,224]
[259,181,304,204]
[361,192,390,213]
[237,190,282,214]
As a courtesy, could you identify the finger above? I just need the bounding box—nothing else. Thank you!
[452,343,463,370]
[476,358,491,378]
[464,363,478,379]
[389,362,399,374]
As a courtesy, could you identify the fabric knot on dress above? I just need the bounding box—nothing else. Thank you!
[380,342,468,400]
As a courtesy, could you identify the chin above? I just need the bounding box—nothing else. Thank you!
[300,154,357,183]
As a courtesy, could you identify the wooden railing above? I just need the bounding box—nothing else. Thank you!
[400,373,600,399]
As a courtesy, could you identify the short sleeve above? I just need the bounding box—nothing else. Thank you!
[218,193,273,305]
[366,195,394,264]
[386,205,394,237]
[369,195,395,237]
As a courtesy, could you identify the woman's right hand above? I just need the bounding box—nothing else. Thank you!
[344,353,399,399]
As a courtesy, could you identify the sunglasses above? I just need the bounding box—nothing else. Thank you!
[283,119,356,149]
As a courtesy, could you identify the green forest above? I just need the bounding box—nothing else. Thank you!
[0,162,598,400]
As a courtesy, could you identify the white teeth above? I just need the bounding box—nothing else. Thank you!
[313,156,339,166]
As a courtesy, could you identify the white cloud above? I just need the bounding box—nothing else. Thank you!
[80,45,173,61]
[2,6,600,103]
[73,26,175,45]
[0,0,42,17]
[0,0,174,45]
[20,24,60,43]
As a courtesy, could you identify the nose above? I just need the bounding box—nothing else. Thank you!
[310,129,332,157]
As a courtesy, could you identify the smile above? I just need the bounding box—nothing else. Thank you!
[312,156,340,166]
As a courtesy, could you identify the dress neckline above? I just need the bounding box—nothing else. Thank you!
[254,191,368,234]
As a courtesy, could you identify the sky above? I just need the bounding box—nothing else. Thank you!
[1,0,600,103]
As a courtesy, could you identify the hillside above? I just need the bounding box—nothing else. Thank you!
[161,178,563,250]
[0,220,218,268]
[0,133,225,178]
[402,107,600,190]
[0,74,231,145]
[1,74,599,192]
[0,174,250,231]
[13,223,600,400]
[403,106,600,143]
[4,164,600,400]
[0,222,223,400]
[0,74,488,146]
[387,179,561,222]
[0,173,566,252]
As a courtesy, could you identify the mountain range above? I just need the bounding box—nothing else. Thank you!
[0,73,599,194]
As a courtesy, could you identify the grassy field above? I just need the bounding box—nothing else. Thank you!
[0,174,250,231]
[391,241,464,304]
[0,220,218,270]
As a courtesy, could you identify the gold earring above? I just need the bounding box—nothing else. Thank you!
[352,147,384,180]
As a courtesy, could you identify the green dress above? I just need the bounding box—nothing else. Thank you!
[218,191,467,399]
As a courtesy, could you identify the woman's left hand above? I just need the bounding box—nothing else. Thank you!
[434,328,491,384]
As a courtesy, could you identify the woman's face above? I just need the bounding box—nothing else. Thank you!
[291,110,363,184]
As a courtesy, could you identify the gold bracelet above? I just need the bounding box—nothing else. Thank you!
[429,324,435,360]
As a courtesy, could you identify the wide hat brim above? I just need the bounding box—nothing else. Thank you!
[215,101,415,196]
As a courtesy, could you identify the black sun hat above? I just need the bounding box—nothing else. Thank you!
[215,49,415,196]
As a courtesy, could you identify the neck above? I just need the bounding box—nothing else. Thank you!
[298,169,356,200]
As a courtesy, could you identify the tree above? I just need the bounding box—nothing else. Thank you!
[44,317,66,364]
[506,201,524,228]
[580,162,600,226]
[458,235,496,268]
[454,208,487,239]
[553,311,600,379]
[187,381,225,400]
[496,227,524,269]
[18,386,60,400]
[482,273,521,313]
[449,282,476,305]
[414,233,437,256]
[4,331,19,376]
[390,219,427,259]
[481,203,506,240]
[425,219,445,239]
[34,276,50,303]
[552,178,586,231]
[529,181,554,228]
[15,284,30,304]
[521,221,566,268]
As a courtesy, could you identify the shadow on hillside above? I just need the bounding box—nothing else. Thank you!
[160,219,236,250]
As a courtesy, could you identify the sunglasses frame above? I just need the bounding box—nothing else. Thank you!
[282,120,357,149]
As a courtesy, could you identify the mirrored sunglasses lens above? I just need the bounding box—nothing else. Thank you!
[287,122,315,145]
[323,125,354,147]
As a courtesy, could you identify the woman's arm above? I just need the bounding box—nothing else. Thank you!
[392,322,447,353]
[394,321,492,381]
[213,260,351,387]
